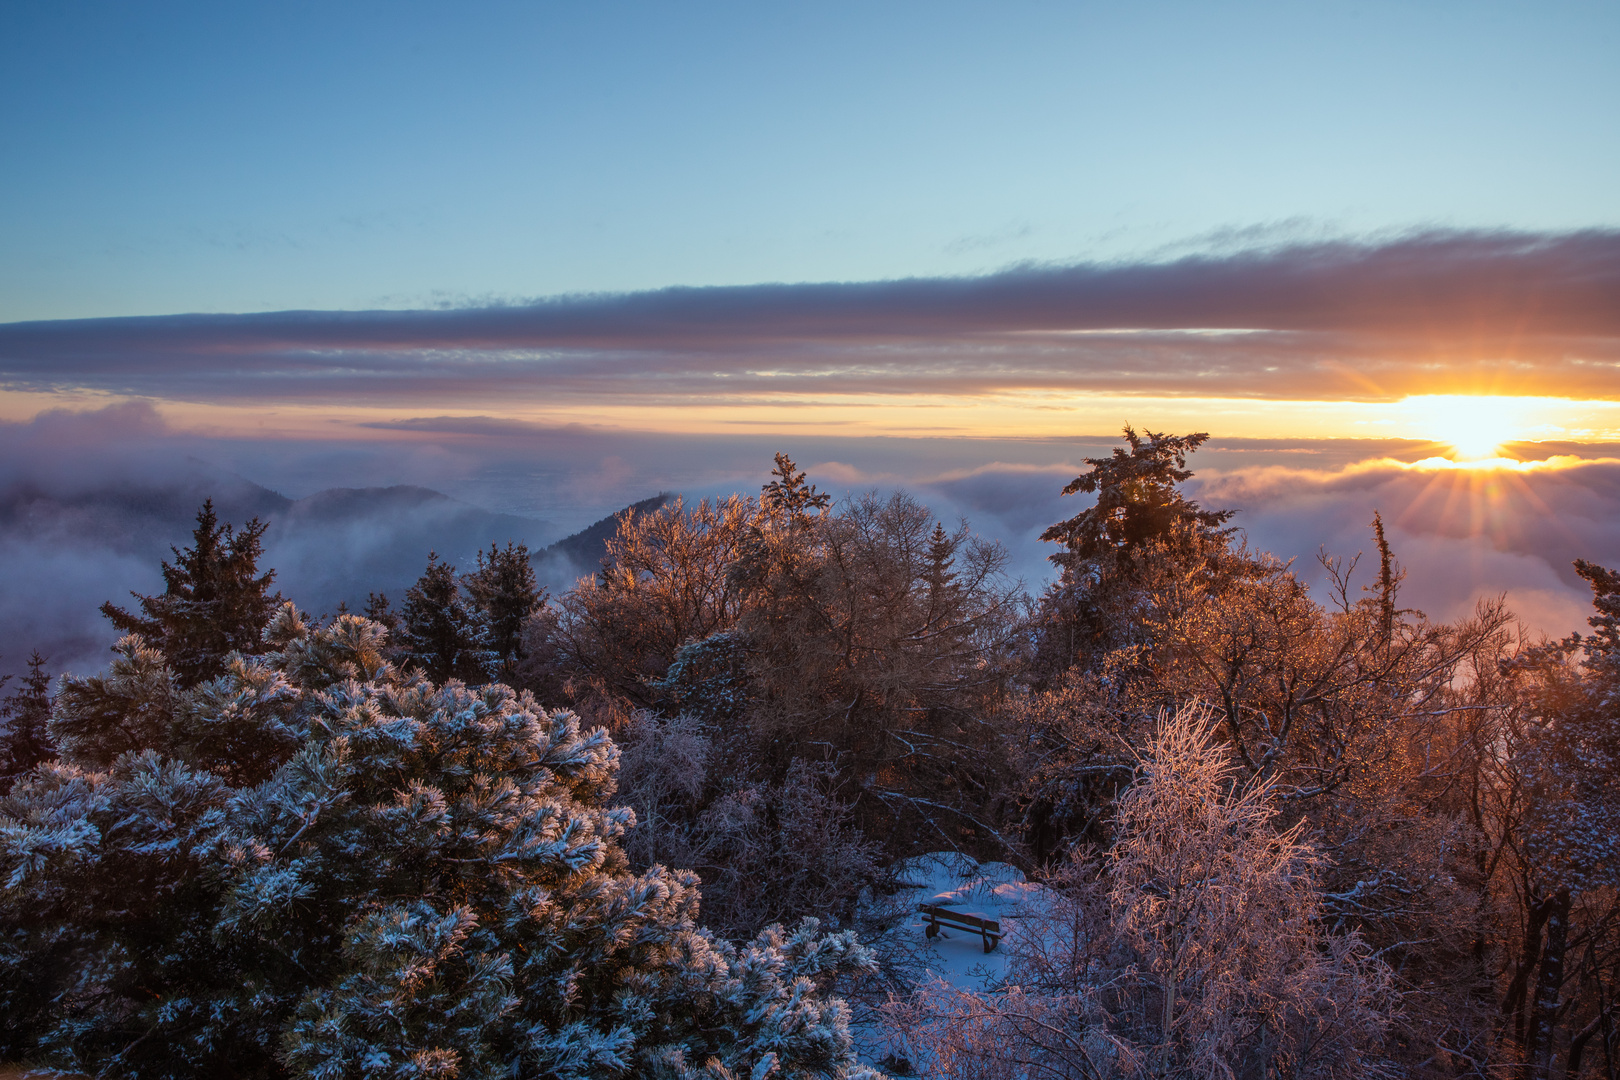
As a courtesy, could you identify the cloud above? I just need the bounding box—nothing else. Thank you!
[0,401,239,501]
[1,229,1616,409]
[0,538,158,677]
[1189,455,1620,638]
[3,405,1617,682]
[0,406,569,679]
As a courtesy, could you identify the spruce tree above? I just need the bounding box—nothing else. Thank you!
[359,590,407,667]
[760,452,831,524]
[399,552,497,684]
[1031,427,1237,682]
[362,590,399,636]
[463,541,545,677]
[0,651,54,792]
[101,499,281,686]
[1039,427,1233,566]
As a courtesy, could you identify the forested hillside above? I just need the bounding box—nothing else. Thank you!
[2,430,1617,1079]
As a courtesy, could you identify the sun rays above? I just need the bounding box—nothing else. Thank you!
[1374,451,1593,572]
[1401,395,1528,460]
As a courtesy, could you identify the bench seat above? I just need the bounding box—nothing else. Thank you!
[918,902,1003,953]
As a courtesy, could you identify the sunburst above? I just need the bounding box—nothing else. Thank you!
[1402,395,1527,460]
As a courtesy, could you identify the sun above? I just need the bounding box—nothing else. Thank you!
[1404,395,1523,460]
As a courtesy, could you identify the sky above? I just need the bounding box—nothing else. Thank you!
[2,1,1619,671]
[3,1,1616,322]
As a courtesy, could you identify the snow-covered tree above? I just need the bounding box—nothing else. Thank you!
[1101,704,1393,1076]
[1497,559,1620,1077]
[556,494,756,715]
[1030,428,1237,684]
[1,606,885,1080]
[615,712,880,937]
[463,541,546,678]
[546,457,1024,945]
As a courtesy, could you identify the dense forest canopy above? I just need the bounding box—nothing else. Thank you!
[2,429,1618,1080]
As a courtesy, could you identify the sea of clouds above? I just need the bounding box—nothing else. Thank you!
[2,403,1613,681]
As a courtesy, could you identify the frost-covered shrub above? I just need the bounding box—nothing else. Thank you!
[0,605,884,1080]
[888,703,1393,1080]
[616,712,880,939]
[556,458,1023,860]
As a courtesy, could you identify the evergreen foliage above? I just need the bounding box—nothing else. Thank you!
[363,590,400,636]
[1031,427,1237,681]
[0,607,886,1079]
[399,553,498,685]
[464,541,546,677]
[100,499,281,686]
[760,452,832,521]
[1039,428,1233,564]
[0,652,54,792]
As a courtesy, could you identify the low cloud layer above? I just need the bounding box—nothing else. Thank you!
[5,405,1617,683]
[2,230,1617,410]
[0,406,562,679]
[1191,457,1620,635]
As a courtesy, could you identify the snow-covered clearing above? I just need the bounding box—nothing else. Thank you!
[854,851,1057,1074]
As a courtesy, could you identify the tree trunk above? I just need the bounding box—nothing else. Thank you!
[1566,1003,1614,1080]
[1505,892,1553,1047]
[1522,886,1571,1080]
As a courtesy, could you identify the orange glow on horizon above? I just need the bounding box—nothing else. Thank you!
[1388,454,1602,473]
[5,389,1620,446]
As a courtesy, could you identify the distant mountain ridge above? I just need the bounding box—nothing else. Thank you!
[535,492,674,587]
[0,471,291,558]
[263,485,558,615]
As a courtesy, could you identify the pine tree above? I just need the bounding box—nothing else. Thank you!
[399,552,498,685]
[101,499,281,686]
[760,452,831,524]
[1039,428,1233,565]
[463,541,546,677]
[0,605,886,1079]
[1365,510,1405,649]
[731,453,833,610]
[1031,427,1237,683]
[0,652,54,792]
[362,591,398,633]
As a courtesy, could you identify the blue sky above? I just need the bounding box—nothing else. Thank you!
[3,0,1617,322]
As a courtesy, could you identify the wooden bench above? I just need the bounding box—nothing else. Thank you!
[918,903,1003,953]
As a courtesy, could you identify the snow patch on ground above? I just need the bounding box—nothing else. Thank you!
[882,852,1054,989]
[854,852,1058,1073]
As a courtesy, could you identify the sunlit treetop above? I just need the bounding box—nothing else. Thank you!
[1041,427,1236,564]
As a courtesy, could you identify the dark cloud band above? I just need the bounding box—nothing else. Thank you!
[3,229,1617,406]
